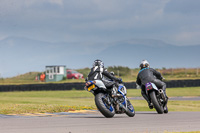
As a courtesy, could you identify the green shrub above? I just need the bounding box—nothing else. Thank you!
[108,66,131,76]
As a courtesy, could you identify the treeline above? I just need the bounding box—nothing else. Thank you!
[76,66,132,78]
[107,66,131,76]
[76,67,200,81]
[1,67,199,84]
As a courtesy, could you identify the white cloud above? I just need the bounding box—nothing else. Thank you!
[0,34,8,41]
[0,0,199,45]
[174,31,200,45]
[0,0,63,14]
[49,0,63,6]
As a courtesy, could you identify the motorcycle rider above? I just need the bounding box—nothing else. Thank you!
[86,59,122,90]
[136,60,168,109]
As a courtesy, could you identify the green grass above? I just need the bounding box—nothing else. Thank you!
[0,87,199,114]
[130,100,200,112]
[166,87,200,97]
[127,87,200,97]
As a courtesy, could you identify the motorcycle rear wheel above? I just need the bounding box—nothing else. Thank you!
[95,93,115,118]
[149,91,164,114]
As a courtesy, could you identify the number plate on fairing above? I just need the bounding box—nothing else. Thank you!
[88,84,95,91]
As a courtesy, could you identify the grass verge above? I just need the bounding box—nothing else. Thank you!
[0,87,199,114]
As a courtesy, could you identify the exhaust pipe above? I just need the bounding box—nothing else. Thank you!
[158,89,166,102]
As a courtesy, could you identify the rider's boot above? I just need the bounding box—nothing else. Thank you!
[162,84,168,102]
[164,90,168,103]
[163,94,169,113]
[148,102,153,109]
[163,90,168,109]
[141,92,153,109]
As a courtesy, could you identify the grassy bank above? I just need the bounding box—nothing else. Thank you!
[0,87,199,114]
[1,67,200,85]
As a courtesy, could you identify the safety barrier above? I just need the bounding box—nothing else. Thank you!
[165,79,200,88]
[0,79,200,92]
[0,83,85,92]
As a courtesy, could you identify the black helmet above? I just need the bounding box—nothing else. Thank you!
[140,60,149,69]
[93,59,104,68]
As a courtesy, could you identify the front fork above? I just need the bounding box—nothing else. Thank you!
[113,95,128,112]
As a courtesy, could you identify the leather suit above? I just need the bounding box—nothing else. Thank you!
[136,67,167,103]
[87,66,121,89]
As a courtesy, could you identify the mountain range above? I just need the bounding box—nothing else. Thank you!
[0,36,200,77]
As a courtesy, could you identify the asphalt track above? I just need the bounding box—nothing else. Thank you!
[0,111,200,133]
[130,96,200,101]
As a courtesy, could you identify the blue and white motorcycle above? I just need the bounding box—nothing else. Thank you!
[145,82,168,114]
[85,80,135,118]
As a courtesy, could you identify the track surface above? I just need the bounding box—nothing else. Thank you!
[130,96,200,101]
[0,111,200,133]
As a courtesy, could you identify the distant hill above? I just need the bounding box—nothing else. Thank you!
[1,36,200,78]
[10,72,41,80]
[0,72,41,85]
[95,40,200,69]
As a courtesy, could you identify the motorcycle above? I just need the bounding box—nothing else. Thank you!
[84,80,135,118]
[145,82,168,114]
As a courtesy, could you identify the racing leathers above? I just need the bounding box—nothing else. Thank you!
[136,67,167,106]
[86,66,122,89]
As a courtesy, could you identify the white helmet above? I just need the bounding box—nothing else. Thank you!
[140,60,149,69]
[93,59,104,68]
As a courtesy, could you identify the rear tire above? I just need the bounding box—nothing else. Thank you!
[149,91,164,114]
[95,93,115,118]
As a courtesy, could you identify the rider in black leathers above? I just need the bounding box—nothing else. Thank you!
[136,60,168,109]
[86,59,122,89]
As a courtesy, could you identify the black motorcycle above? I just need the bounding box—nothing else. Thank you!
[145,82,168,114]
[85,80,135,118]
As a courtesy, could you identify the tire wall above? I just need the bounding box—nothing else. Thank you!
[0,79,200,92]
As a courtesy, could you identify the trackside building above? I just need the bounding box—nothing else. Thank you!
[45,65,66,82]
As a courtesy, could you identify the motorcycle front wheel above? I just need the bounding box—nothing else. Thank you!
[95,93,115,118]
[125,99,135,117]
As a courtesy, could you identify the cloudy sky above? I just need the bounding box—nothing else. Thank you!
[0,0,200,77]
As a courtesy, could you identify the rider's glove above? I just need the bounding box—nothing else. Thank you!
[84,86,88,91]
[160,76,165,80]
[118,78,123,83]
[136,83,141,89]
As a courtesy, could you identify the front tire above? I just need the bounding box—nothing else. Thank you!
[149,91,164,114]
[125,99,135,117]
[95,93,115,118]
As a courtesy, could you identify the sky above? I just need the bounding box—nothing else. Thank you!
[0,0,200,77]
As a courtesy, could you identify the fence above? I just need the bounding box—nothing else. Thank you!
[0,79,200,92]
